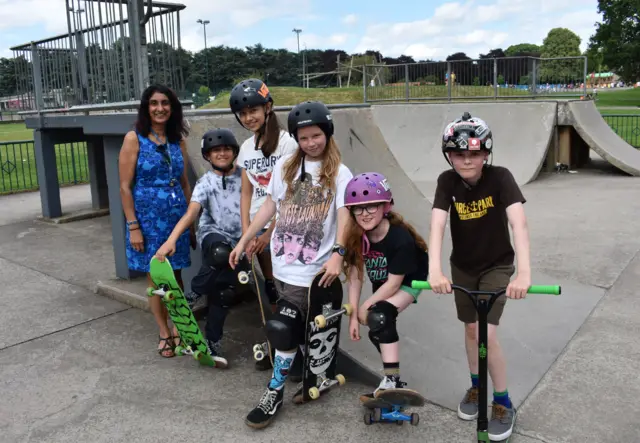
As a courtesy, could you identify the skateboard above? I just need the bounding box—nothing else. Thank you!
[363,388,424,426]
[147,256,216,367]
[237,254,274,367]
[295,271,352,403]
[411,280,561,442]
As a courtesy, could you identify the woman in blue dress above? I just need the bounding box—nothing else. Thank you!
[118,84,196,358]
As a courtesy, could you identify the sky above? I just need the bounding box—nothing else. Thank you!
[0,0,602,61]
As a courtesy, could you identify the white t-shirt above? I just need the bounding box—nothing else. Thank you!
[266,153,354,287]
[236,129,298,227]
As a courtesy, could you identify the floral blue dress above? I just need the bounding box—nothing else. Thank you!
[125,131,191,273]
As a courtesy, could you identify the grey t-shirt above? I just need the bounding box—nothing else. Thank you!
[191,168,242,246]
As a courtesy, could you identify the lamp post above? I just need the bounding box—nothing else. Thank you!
[197,19,210,91]
[292,28,303,87]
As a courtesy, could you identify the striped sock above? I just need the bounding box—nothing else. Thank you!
[471,373,479,388]
[493,390,512,408]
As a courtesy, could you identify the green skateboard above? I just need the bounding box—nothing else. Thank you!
[147,256,216,367]
[363,388,424,426]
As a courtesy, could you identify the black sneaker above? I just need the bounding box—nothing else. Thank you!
[245,387,284,429]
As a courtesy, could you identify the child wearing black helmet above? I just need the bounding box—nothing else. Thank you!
[229,100,353,429]
[427,112,531,441]
[229,78,298,310]
[154,128,244,369]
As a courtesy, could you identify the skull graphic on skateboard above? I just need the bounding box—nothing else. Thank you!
[237,253,274,367]
[147,256,216,367]
[293,270,353,404]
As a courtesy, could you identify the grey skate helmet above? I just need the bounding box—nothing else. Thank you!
[442,112,493,153]
[287,100,334,142]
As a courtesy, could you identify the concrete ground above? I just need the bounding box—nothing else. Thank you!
[2,154,640,443]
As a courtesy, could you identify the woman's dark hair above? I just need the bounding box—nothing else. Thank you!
[135,84,189,143]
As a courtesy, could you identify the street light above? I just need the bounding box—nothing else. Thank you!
[292,28,303,87]
[197,19,210,91]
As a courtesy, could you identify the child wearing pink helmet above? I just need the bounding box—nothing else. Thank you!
[341,172,429,401]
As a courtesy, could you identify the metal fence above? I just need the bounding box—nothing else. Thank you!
[602,115,640,148]
[10,0,186,112]
[0,141,89,194]
[362,56,588,102]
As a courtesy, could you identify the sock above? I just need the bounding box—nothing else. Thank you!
[268,349,297,390]
[383,362,400,382]
[471,373,479,388]
[493,390,512,408]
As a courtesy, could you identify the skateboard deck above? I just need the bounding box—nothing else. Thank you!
[147,256,215,367]
[237,254,274,367]
[295,271,352,403]
[363,388,424,426]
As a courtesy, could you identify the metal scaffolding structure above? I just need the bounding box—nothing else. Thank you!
[10,0,186,111]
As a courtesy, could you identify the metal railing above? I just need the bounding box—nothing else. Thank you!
[10,0,186,112]
[602,115,640,148]
[0,140,89,194]
[363,56,588,102]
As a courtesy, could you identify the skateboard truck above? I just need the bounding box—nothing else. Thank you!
[364,406,419,426]
[307,373,347,400]
[314,303,353,328]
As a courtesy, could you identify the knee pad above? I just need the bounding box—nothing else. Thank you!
[266,300,303,350]
[367,301,399,344]
[208,241,233,269]
[208,286,237,309]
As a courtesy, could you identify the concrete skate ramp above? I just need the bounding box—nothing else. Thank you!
[182,106,592,412]
[370,102,557,200]
[562,100,640,176]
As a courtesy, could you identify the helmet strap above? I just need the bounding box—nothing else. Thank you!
[361,232,370,255]
[300,152,307,182]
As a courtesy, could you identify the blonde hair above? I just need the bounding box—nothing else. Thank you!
[282,136,342,198]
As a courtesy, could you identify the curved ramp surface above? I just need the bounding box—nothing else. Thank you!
[566,100,640,176]
[371,102,557,200]
[182,106,597,413]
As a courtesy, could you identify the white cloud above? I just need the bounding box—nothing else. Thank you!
[342,14,357,25]
[283,32,351,52]
[352,0,601,60]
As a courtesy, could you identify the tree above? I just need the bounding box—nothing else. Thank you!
[539,28,584,84]
[588,0,640,82]
[505,43,541,57]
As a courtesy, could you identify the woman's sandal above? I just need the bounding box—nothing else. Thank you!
[157,336,175,358]
[170,334,181,349]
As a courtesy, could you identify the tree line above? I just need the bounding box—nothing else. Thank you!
[0,0,637,101]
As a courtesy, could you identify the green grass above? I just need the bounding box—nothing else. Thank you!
[594,88,640,108]
[0,122,33,142]
[0,139,89,194]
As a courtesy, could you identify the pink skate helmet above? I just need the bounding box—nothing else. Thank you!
[344,172,393,207]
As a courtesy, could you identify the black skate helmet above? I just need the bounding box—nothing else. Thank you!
[442,111,493,154]
[287,100,334,142]
[229,78,273,114]
[201,128,240,188]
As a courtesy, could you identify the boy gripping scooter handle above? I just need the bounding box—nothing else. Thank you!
[411,280,560,443]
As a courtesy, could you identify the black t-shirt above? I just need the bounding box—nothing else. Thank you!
[432,166,526,274]
[364,223,429,292]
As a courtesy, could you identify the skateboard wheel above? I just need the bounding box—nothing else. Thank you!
[163,291,175,303]
[314,315,327,329]
[254,350,265,361]
[410,413,419,426]
[309,387,320,400]
[146,287,154,297]
[253,344,262,353]
[342,303,353,316]
[335,374,346,386]
[238,271,249,284]
[364,411,374,425]
[373,408,382,422]
[175,345,184,356]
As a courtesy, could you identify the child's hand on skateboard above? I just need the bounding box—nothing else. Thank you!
[428,272,452,294]
[154,240,176,261]
[349,315,360,341]
[229,241,247,269]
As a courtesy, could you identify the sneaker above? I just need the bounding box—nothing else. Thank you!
[457,386,479,420]
[206,339,229,369]
[245,387,284,429]
[360,376,406,403]
[488,402,516,441]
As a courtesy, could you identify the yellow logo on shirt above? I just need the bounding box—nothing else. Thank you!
[453,196,494,220]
